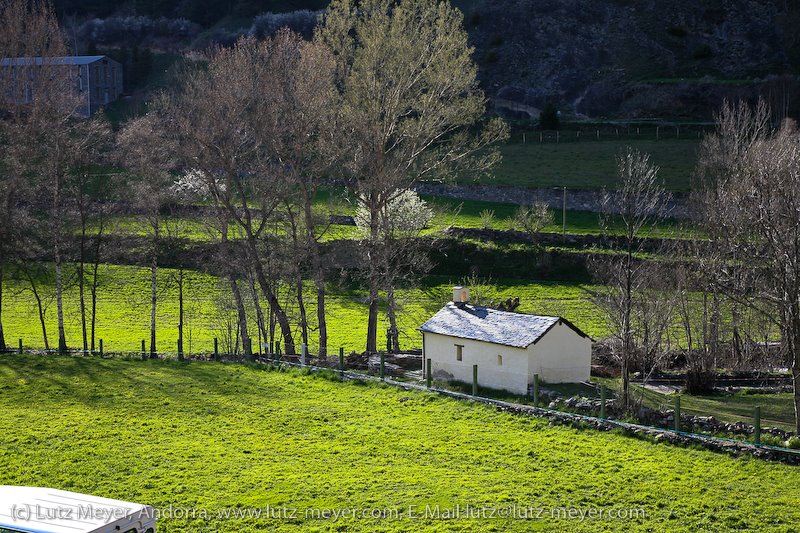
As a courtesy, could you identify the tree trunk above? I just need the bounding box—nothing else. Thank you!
[269,304,276,354]
[793,354,800,434]
[55,243,67,354]
[229,276,250,360]
[297,274,309,348]
[249,274,267,355]
[365,201,380,354]
[315,280,327,358]
[366,275,379,354]
[53,170,67,354]
[245,235,295,354]
[303,195,327,358]
[177,268,184,361]
[79,223,88,354]
[621,249,633,409]
[150,221,159,358]
[27,271,49,351]
[386,285,400,353]
[789,305,800,434]
[90,247,100,352]
[0,265,6,352]
[621,332,630,409]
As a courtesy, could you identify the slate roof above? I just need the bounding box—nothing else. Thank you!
[419,302,588,348]
[0,55,109,67]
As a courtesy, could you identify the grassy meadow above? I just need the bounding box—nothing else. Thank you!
[1,264,605,356]
[631,384,798,433]
[88,189,690,243]
[489,138,700,191]
[1,355,799,532]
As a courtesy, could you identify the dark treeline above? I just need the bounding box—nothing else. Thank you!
[54,0,328,25]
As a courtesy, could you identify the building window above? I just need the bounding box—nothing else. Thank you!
[497,354,503,366]
[455,345,463,361]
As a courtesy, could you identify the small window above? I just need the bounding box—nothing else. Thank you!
[497,354,503,366]
[455,344,463,361]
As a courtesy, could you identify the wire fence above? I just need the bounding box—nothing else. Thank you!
[511,123,716,144]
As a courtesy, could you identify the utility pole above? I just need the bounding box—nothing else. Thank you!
[562,186,567,238]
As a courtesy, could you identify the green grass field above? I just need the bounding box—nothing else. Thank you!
[630,384,797,432]
[89,190,690,243]
[1,355,798,532]
[1,264,605,355]
[423,196,689,238]
[488,139,700,191]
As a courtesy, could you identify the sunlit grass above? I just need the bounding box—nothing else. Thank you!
[1,265,605,355]
[0,355,798,532]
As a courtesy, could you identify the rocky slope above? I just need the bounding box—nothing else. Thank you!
[61,0,800,119]
[463,0,799,119]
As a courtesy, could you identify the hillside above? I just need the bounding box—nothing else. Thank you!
[55,0,800,120]
[2,354,800,531]
[463,0,800,120]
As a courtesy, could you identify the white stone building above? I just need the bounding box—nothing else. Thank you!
[419,287,591,395]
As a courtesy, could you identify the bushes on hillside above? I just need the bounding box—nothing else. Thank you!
[79,16,201,45]
[250,10,321,40]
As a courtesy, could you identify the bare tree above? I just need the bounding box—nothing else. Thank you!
[0,0,108,354]
[67,124,113,355]
[154,36,334,356]
[698,100,800,432]
[355,189,434,352]
[317,0,508,352]
[118,114,179,358]
[265,34,339,357]
[592,148,671,408]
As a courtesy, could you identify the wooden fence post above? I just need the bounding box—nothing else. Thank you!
[99,339,104,357]
[380,352,385,380]
[600,385,606,419]
[472,364,478,396]
[754,406,761,445]
[533,373,540,404]
[301,343,308,366]
[674,395,681,432]
[213,338,218,360]
[141,340,146,359]
[18,338,23,354]
[339,347,344,377]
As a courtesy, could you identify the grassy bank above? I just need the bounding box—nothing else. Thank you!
[1,355,798,532]
[87,191,691,243]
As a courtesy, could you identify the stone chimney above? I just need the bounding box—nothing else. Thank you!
[452,286,469,304]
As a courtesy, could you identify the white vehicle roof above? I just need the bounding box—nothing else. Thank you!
[0,486,156,533]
